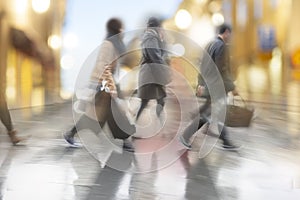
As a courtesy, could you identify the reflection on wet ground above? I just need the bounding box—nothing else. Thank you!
[1,62,300,200]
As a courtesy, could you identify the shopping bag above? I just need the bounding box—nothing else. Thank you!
[225,96,254,127]
[108,97,136,139]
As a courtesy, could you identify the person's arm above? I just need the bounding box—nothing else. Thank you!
[90,41,115,81]
[90,41,117,95]
[215,44,235,93]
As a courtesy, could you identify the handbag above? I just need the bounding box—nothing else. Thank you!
[108,97,136,139]
[225,96,254,127]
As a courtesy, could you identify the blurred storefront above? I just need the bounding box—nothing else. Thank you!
[0,0,65,111]
[1,0,299,111]
[162,0,300,95]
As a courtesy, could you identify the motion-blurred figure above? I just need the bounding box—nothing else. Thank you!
[135,17,171,121]
[0,90,24,145]
[63,18,135,152]
[179,24,240,150]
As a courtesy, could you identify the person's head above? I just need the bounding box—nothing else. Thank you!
[147,17,162,28]
[106,18,123,37]
[146,16,165,40]
[217,23,232,43]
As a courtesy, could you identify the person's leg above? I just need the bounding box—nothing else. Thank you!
[217,124,240,150]
[65,126,77,138]
[64,114,91,138]
[136,99,149,120]
[106,106,131,140]
[218,124,229,143]
[0,95,24,144]
[156,97,165,117]
[0,100,13,132]
[64,115,100,145]
[105,100,135,152]
[180,114,207,144]
[106,110,134,152]
[179,97,210,149]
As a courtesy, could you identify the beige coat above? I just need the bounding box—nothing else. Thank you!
[84,40,119,121]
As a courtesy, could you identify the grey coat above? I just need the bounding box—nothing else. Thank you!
[138,29,171,99]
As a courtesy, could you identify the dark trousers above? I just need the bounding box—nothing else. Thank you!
[0,92,13,132]
[136,97,165,120]
[181,98,229,144]
[69,92,135,140]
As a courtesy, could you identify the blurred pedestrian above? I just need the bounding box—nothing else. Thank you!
[63,18,135,152]
[0,90,24,145]
[135,17,171,121]
[179,23,240,150]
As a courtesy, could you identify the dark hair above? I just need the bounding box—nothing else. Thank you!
[218,23,232,34]
[105,18,125,55]
[147,17,161,27]
[106,18,123,37]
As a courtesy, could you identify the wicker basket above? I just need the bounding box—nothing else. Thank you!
[225,96,254,127]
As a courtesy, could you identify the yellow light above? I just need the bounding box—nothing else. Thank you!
[6,86,16,100]
[60,90,73,100]
[14,0,28,26]
[195,0,207,4]
[15,0,28,14]
[248,66,267,93]
[269,47,282,94]
[32,0,50,13]
[175,9,192,30]
[212,13,224,26]
[188,17,215,46]
[31,87,45,112]
[48,35,61,49]
[209,1,221,13]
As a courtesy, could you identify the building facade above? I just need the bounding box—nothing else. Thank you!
[0,0,66,110]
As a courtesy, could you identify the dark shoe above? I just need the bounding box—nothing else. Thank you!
[179,135,192,150]
[221,142,241,151]
[63,131,75,146]
[123,139,135,152]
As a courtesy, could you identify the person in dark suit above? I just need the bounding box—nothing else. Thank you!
[179,23,239,150]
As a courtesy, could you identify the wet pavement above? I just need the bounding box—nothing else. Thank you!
[1,63,300,199]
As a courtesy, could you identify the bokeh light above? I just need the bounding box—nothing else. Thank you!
[175,9,192,30]
[32,0,50,13]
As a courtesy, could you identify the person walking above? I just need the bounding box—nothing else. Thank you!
[179,23,240,150]
[63,18,135,152]
[0,90,24,145]
[135,17,171,121]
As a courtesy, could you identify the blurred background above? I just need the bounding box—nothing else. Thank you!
[1,0,299,112]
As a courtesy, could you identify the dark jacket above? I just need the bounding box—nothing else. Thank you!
[198,36,235,97]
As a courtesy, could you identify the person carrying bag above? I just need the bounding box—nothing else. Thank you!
[63,18,135,152]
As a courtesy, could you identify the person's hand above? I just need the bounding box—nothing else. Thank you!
[196,85,205,97]
[110,90,118,98]
[231,89,239,96]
